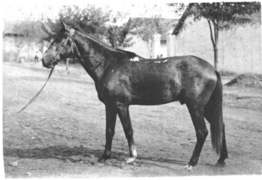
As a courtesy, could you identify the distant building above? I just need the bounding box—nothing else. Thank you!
[124,18,178,59]
[168,5,261,74]
[3,20,44,63]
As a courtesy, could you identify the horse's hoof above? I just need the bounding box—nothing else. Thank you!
[97,156,109,163]
[184,164,193,171]
[97,158,105,163]
[126,157,136,164]
[215,161,226,167]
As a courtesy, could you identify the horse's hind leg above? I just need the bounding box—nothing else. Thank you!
[204,79,228,166]
[216,123,228,166]
[116,102,137,163]
[186,103,208,169]
[205,115,228,166]
[205,110,228,166]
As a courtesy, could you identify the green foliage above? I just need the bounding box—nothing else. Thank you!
[41,5,134,48]
[169,2,261,70]
[170,2,261,30]
[168,3,187,16]
[4,20,47,62]
[12,20,46,43]
[107,20,134,48]
[129,16,169,42]
[41,5,111,40]
[59,5,111,36]
[128,16,174,57]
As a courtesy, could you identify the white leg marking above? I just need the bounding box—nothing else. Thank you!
[184,164,193,171]
[126,146,137,164]
[126,157,136,164]
[132,146,137,157]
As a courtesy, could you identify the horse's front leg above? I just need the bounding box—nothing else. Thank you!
[98,103,117,163]
[116,102,137,163]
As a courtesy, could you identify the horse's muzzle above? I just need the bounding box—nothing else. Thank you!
[42,58,57,69]
[42,58,48,68]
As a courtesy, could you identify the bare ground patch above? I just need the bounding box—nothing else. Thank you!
[3,62,262,177]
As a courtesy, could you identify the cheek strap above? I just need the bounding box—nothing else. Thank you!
[68,28,76,52]
[57,28,76,57]
[68,28,79,56]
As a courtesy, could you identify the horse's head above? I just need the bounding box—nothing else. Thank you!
[42,22,76,68]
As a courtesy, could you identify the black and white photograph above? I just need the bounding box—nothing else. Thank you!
[1,0,262,178]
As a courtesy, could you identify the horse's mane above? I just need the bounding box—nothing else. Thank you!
[115,48,143,59]
[70,25,142,59]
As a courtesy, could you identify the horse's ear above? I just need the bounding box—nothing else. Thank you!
[61,21,69,31]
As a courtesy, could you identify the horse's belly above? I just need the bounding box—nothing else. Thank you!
[129,76,181,105]
[131,98,178,105]
[131,88,180,105]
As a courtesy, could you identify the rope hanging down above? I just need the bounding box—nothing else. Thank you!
[16,67,55,114]
[15,28,76,114]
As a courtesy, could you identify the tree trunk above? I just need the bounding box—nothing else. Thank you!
[147,40,153,58]
[207,20,219,71]
[214,46,219,71]
[66,58,69,71]
[214,25,219,71]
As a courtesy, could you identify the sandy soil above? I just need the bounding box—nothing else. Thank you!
[3,62,262,178]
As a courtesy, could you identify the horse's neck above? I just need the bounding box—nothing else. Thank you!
[74,32,117,82]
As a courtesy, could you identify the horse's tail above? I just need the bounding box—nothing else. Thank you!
[204,71,223,154]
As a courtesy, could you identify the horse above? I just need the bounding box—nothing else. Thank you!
[42,22,228,170]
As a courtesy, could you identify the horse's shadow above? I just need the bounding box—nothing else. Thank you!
[4,145,189,170]
[4,145,103,162]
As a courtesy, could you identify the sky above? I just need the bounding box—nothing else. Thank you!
[2,0,186,23]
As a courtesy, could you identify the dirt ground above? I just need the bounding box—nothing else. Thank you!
[2,62,262,178]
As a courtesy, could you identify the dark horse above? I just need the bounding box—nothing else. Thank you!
[42,22,228,169]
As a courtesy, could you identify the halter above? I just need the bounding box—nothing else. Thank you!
[50,28,76,66]
[50,28,102,71]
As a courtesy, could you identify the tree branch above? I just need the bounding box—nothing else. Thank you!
[134,24,146,41]
[218,3,225,22]
[207,19,215,48]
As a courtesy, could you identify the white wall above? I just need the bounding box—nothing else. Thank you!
[167,16,262,74]
[124,34,168,59]
[124,35,151,58]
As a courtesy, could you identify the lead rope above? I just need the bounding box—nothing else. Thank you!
[6,28,76,147]
[15,67,55,114]
[15,28,76,115]
[7,67,55,148]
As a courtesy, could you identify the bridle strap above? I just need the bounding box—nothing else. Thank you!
[53,28,76,61]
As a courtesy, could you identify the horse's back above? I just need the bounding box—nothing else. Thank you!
[103,55,217,105]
